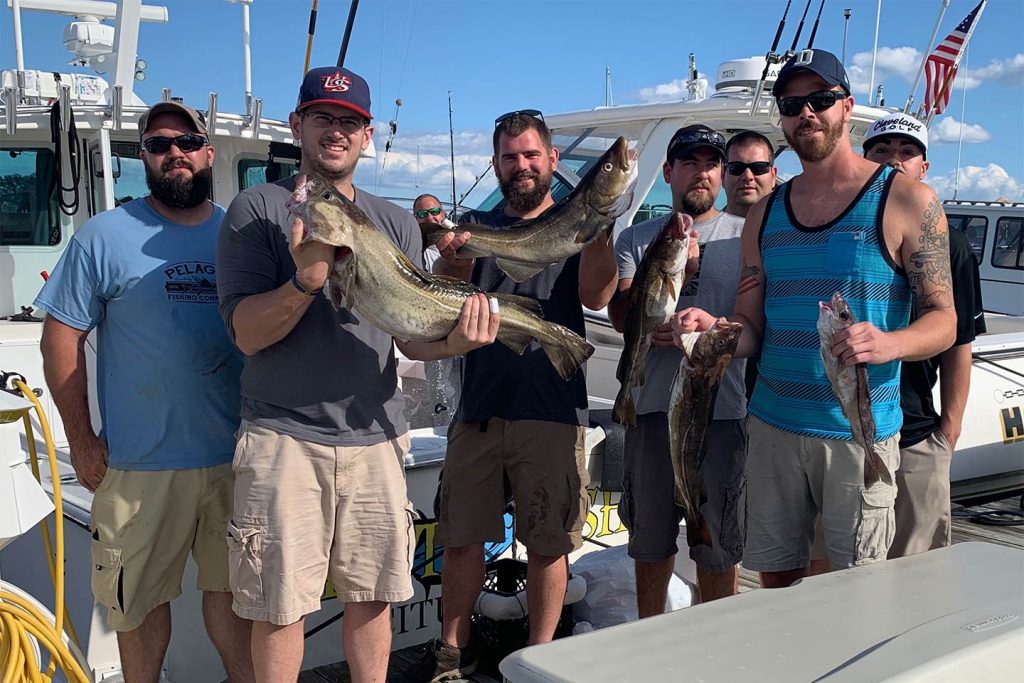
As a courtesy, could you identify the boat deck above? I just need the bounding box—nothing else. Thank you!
[300,494,1024,682]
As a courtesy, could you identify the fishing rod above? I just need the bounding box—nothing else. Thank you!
[806,0,827,49]
[749,0,793,115]
[788,0,815,54]
[336,0,360,67]
[303,0,319,75]
[448,90,457,220]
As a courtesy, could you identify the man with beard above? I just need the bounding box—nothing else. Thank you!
[216,67,496,683]
[608,125,747,612]
[35,102,254,682]
[673,50,955,587]
[411,111,616,680]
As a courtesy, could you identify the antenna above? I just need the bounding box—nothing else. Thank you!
[227,0,253,117]
[867,0,882,105]
[448,91,456,218]
[604,65,613,107]
[841,8,852,63]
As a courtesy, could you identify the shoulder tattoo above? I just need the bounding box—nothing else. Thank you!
[737,262,763,295]
[907,197,952,311]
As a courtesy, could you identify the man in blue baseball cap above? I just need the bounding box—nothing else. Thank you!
[216,65,498,682]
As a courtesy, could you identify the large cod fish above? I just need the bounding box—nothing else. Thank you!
[669,319,743,549]
[612,212,694,427]
[421,136,639,282]
[288,173,594,380]
[817,291,891,488]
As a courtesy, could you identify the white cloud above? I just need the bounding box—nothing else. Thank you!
[637,74,709,103]
[848,47,921,95]
[926,163,1024,202]
[964,53,1024,89]
[928,116,991,144]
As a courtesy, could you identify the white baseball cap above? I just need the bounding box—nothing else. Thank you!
[863,112,928,159]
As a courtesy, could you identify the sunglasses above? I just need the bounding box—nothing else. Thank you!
[415,207,444,219]
[494,109,545,126]
[141,134,208,154]
[726,161,773,176]
[668,129,726,159]
[301,111,367,134]
[777,90,848,117]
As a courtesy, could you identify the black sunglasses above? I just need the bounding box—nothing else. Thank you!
[494,109,545,126]
[726,161,773,176]
[777,90,848,117]
[142,134,208,154]
[668,129,726,158]
[415,207,443,219]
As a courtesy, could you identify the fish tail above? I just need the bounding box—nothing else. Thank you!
[863,444,892,488]
[536,324,595,381]
[684,515,713,549]
[419,224,449,248]
[612,387,636,427]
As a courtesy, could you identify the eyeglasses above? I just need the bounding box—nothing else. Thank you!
[777,90,848,117]
[668,129,726,158]
[415,207,444,219]
[494,109,545,126]
[301,111,367,134]
[141,134,208,154]
[726,161,773,176]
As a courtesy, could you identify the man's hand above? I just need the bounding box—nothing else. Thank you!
[939,415,961,453]
[685,228,701,281]
[831,322,902,366]
[435,230,474,267]
[70,435,108,492]
[445,293,500,355]
[650,322,676,348]
[670,307,717,349]
[289,216,335,292]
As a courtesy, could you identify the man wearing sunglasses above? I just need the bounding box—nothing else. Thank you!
[414,109,616,681]
[412,193,456,272]
[35,101,254,682]
[723,131,778,219]
[217,66,497,683]
[673,49,956,589]
[607,124,748,612]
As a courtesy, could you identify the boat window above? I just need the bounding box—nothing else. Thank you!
[945,214,986,264]
[238,158,299,190]
[90,142,148,212]
[992,217,1023,270]
[0,147,60,246]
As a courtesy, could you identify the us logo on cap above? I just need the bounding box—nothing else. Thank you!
[322,73,352,93]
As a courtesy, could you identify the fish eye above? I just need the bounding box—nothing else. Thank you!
[602,162,613,172]
[322,192,331,199]
[839,310,851,320]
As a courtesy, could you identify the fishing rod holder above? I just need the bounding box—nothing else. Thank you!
[110,84,123,131]
[247,97,262,139]
[161,87,171,102]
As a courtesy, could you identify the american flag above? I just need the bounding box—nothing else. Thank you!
[924,1,985,116]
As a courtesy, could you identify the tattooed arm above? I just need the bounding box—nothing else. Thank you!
[730,201,768,359]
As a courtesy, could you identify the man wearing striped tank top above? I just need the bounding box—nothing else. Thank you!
[671,50,956,588]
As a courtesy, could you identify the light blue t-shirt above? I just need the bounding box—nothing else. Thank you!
[34,198,242,471]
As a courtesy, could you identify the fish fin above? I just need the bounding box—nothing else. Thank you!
[663,274,677,302]
[492,293,544,317]
[495,258,551,283]
[612,388,637,427]
[324,258,357,310]
[495,329,533,356]
[535,325,595,381]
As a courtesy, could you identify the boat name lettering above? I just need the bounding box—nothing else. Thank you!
[999,406,1024,444]
[960,613,1019,632]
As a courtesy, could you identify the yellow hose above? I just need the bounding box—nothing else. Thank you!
[0,378,91,682]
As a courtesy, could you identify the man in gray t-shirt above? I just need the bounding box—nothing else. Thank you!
[609,125,746,613]
[216,66,497,681]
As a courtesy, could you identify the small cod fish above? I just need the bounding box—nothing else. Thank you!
[612,212,694,427]
[421,136,639,282]
[669,319,743,549]
[288,173,594,380]
[817,291,891,488]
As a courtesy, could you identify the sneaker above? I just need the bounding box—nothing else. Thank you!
[403,638,478,682]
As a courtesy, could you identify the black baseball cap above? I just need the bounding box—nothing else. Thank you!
[138,101,207,139]
[772,49,851,97]
[666,125,727,163]
[297,66,372,121]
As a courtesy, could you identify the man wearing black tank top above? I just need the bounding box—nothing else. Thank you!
[672,50,956,589]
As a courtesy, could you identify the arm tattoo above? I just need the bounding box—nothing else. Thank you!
[737,263,763,295]
[907,197,953,311]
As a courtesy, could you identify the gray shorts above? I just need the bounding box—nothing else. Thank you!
[620,412,745,572]
[742,416,900,573]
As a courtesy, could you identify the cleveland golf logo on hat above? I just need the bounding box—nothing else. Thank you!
[321,72,352,93]
[870,116,924,135]
[863,112,929,155]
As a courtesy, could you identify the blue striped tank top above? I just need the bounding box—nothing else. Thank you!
[748,165,911,441]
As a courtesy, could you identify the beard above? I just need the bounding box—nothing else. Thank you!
[784,117,845,163]
[680,185,715,216]
[145,159,212,209]
[500,169,552,213]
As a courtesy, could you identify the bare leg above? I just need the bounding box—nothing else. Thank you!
[202,591,254,682]
[440,543,485,648]
[251,620,304,683]
[760,568,808,589]
[634,557,675,618]
[344,601,392,683]
[526,552,568,645]
[696,566,739,602]
[116,602,171,683]
[806,559,831,576]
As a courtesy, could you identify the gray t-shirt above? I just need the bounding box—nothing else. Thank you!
[216,176,423,446]
[614,211,747,419]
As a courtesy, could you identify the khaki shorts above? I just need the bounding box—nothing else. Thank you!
[90,463,234,631]
[741,416,899,572]
[889,430,953,558]
[229,422,415,625]
[436,418,589,557]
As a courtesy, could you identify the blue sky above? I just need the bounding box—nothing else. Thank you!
[3,0,1022,204]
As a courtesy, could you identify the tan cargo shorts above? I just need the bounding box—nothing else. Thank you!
[90,463,234,631]
[228,421,415,625]
[435,418,590,557]
[741,416,900,572]
[889,430,954,558]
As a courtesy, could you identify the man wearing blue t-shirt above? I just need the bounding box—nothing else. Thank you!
[35,102,253,682]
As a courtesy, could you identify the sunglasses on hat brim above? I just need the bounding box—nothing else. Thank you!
[494,109,545,127]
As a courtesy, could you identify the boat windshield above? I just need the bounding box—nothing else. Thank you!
[0,147,60,246]
[89,141,150,211]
